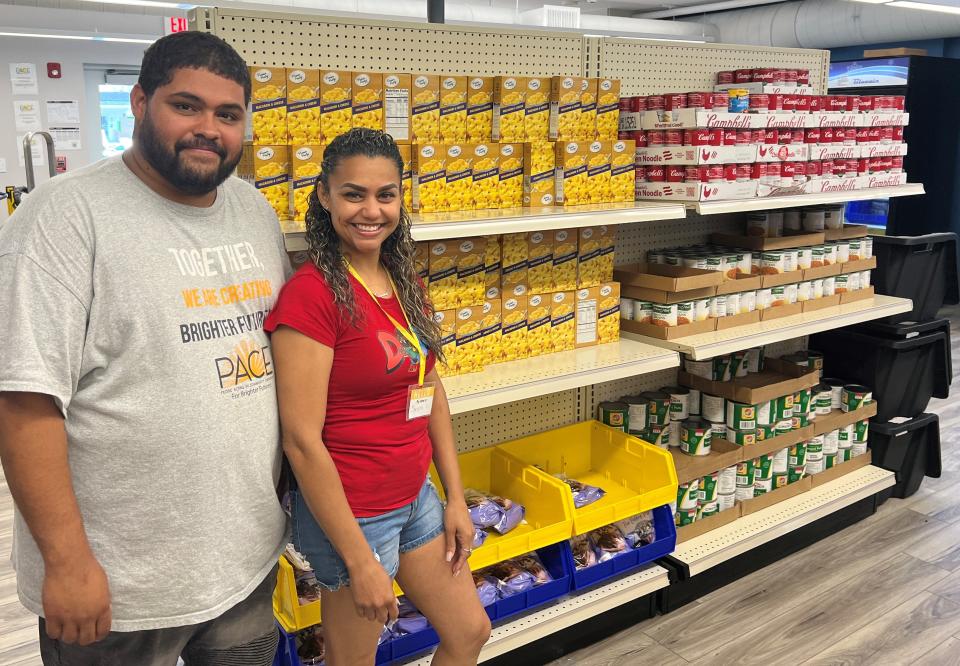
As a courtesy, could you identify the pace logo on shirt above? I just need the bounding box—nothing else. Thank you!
[378,329,422,376]
[214,337,274,391]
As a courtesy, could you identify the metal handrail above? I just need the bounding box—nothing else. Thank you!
[23,131,57,191]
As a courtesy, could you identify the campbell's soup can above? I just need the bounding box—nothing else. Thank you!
[647,165,665,182]
[633,130,648,147]
[843,95,860,113]
[664,93,688,110]
[705,165,724,182]
[856,128,870,144]
[634,165,648,183]
[685,166,703,182]
[712,92,730,111]
[778,129,793,145]
[717,71,735,84]
[858,95,875,113]
[827,96,847,112]
[762,128,779,145]
[667,166,686,182]
[723,128,739,146]
[724,164,738,182]
[892,156,904,172]
[750,94,770,113]
[841,128,857,145]
[647,130,665,147]
[798,69,810,85]
[796,95,811,113]
[737,163,752,182]
[821,159,835,176]
[880,156,894,172]
[781,95,799,113]
[687,92,711,109]
[735,69,753,83]
[765,162,781,184]
[894,127,904,142]
[784,68,799,84]
[767,94,785,112]
[709,129,723,146]
[736,130,752,146]
[821,127,836,144]
[634,96,649,111]
[753,68,776,83]
[880,127,894,144]
[646,94,665,111]
[751,129,766,144]
[868,127,882,144]
[782,162,798,183]
[807,161,822,179]
[806,127,821,144]
[893,95,906,111]
[684,129,711,146]
[791,129,806,145]
[810,95,824,113]
[844,159,860,176]
[752,162,768,181]
[859,159,871,175]
[665,130,683,146]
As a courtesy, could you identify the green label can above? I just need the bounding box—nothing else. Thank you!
[709,421,727,443]
[744,346,765,373]
[754,477,773,496]
[776,394,795,421]
[773,472,789,489]
[757,400,773,426]
[675,507,698,526]
[838,423,854,445]
[685,358,713,380]
[853,419,870,443]
[792,413,810,430]
[806,434,824,456]
[598,401,629,431]
[842,384,872,413]
[789,442,807,467]
[677,479,699,510]
[726,401,757,430]
[807,455,825,475]
[772,446,789,473]
[788,464,806,484]
[729,427,757,446]
[824,453,838,469]
[641,391,671,426]
[718,492,736,512]
[646,424,669,449]
[757,424,775,441]
[736,459,756,487]
[730,351,748,378]
[702,394,725,422]
[807,350,824,372]
[755,454,774,480]
[700,471,719,503]
[666,386,691,421]
[823,429,840,455]
[699,501,719,518]
[851,441,868,457]
[689,388,701,416]
[840,447,853,462]
[794,388,812,414]
[815,385,833,415]
[776,419,793,437]
[713,355,732,381]
[624,396,649,433]
[718,465,737,494]
[680,419,712,456]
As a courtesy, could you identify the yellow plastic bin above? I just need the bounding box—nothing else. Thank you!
[496,421,678,535]
[273,554,320,633]
[430,446,574,571]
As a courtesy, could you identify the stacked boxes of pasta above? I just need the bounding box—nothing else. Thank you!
[501,233,528,300]
[285,68,321,146]
[498,143,524,208]
[471,143,499,210]
[596,78,621,140]
[578,78,598,140]
[553,229,578,292]
[610,140,636,202]
[412,143,445,213]
[412,74,441,144]
[439,75,468,143]
[320,70,352,141]
[577,227,603,288]
[485,237,501,300]
[250,66,287,145]
[586,140,611,204]
[527,293,552,357]
[598,282,621,344]
[399,144,413,211]
[444,143,472,213]
[435,309,457,378]
[456,237,486,308]
[467,76,494,142]
[291,144,323,225]
[428,240,458,313]
[239,144,290,221]
[500,293,528,362]
[550,76,584,141]
[523,142,555,207]
[493,76,527,143]
[524,77,550,142]
[478,296,502,367]
[351,71,384,131]
[551,290,576,353]
[554,141,589,206]
[597,225,615,284]
[452,303,485,375]
[527,232,554,296]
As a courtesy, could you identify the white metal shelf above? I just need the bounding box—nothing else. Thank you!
[281,202,688,250]
[445,339,680,415]
[623,295,913,360]
[688,183,925,215]
[401,564,671,665]
[672,465,894,576]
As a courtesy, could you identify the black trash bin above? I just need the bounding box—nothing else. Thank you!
[853,318,954,386]
[871,232,959,323]
[811,323,951,421]
[870,413,942,499]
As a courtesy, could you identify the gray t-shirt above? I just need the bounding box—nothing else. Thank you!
[0,156,292,631]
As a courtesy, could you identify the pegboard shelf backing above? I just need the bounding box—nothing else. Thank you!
[191,7,584,75]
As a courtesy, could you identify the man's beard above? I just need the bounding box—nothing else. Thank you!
[137,111,241,196]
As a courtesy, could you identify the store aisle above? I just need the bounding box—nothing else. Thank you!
[1,311,959,666]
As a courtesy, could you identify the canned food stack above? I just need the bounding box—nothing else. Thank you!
[597,387,681,449]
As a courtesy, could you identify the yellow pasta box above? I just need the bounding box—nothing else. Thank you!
[428,240,458,311]
[479,298,502,367]
[250,66,287,145]
[500,295,529,362]
[523,141,555,207]
[596,78,621,140]
[291,144,324,223]
[579,78,599,140]
[453,305,485,375]
[498,143,523,208]
[444,143,472,213]
[484,235,501,300]
[575,286,600,348]
[412,143,445,213]
[577,226,603,287]
[456,237,486,307]
[467,76,494,142]
[586,140,611,205]
[398,143,413,211]
[524,77,550,142]
[286,68,321,146]
[470,143,499,211]
[435,309,457,378]
[527,231,554,295]
[551,291,576,353]
[553,229,578,292]
[598,282,621,344]
[240,144,290,221]
[412,74,440,144]
[501,233,528,299]
[554,141,589,207]
[320,70,352,141]
[384,73,412,143]
[493,76,527,143]
[414,241,429,281]
[598,224,615,284]
[550,76,585,141]
[610,139,636,203]
[352,71,384,131]
[439,75,468,143]
[526,293,552,358]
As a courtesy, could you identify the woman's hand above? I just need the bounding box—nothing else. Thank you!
[443,499,475,576]
[347,558,399,625]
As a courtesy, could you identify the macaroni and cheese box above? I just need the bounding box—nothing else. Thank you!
[493,76,528,143]
[499,295,529,362]
[596,78,622,140]
[551,291,576,353]
[456,236,487,307]
[577,226,603,287]
[501,233,528,298]
[524,77,550,142]
[285,68,321,146]
[444,143,473,213]
[452,305,485,375]
[586,140,611,205]
[575,286,600,348]
[485,236,502,300]
[498,143,524,208]
[412,143,445,213]
[435,310,457,378]
[250,66,287,145]
[550,76,585,141]
[412,74,440,144]
[579,78,599,140]
[467,76,495,142]
[320,70,352,142]
[598,282,621,344]
[479,299,502,367]
[414,241,429,281]
[352,71,384,131]
[527,231,554,295]
[291,144,324,223]
[439,75,468,143]
[384,73,412,142]
[553,229,578,292]
[428,240,458,311]
[471,143,499,211]
[526,293,552,358]
[598,224,615,284]
[399,143,413,211]
[523,141,555,207]
[610,139,636,203]
[240,144,290,221]
[554,141,589,206]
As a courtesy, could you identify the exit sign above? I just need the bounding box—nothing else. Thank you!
[164,17,188,35]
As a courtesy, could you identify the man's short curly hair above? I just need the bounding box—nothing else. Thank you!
[138,32,251,106]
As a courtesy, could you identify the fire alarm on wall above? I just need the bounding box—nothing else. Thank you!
[47,63,62,79]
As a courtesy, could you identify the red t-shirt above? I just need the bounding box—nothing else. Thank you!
[264,263,435,517]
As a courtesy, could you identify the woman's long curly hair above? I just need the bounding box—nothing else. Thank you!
[304,128,443,360]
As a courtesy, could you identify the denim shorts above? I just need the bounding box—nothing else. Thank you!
[291,477,445,591]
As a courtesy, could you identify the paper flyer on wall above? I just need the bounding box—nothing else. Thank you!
[9,63,38,95]
[13,100,42,132]
[46,100,81,125]
[50,127,82,150]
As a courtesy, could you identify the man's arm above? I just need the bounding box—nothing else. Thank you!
[0,392,111,645]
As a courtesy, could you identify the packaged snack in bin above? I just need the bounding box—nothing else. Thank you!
[464,488,525,535]
[393,597,430,636]
[590,524,627,562]
[555,473,605,508]
[571,534,599,569]
[296,626,325,665]
[616,511,656,549]
[485,553,553,597]
[473,526,488,549]
[473,572,500,607]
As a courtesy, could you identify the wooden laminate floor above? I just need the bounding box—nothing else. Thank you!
[2,309,959,665]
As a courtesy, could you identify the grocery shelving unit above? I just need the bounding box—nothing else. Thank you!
[190,7,916,662]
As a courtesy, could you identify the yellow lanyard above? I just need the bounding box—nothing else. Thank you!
[346,262,426,386]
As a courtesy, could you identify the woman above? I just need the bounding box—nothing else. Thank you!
[265,128,491,665]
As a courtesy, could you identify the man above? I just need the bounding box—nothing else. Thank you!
[0,31,291,664]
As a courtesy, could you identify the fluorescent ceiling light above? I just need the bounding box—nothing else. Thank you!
[76,0,192,8]
[0,30,156,43]
[849,0,894,4]
[887,0,960,12]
